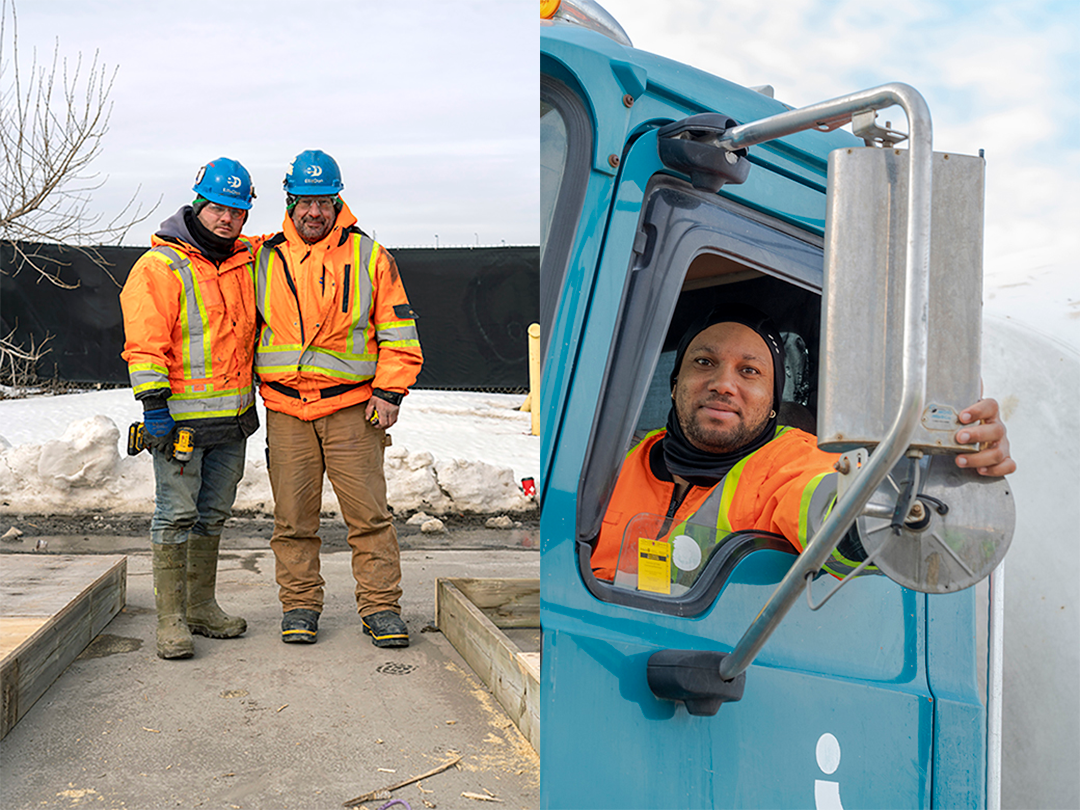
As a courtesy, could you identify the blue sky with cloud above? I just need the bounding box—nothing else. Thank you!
[6,0,537,247]
[598,0,1078,344]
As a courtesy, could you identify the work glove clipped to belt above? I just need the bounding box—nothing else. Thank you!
[143,407,176,452]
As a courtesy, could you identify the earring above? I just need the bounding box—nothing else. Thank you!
[770,409,777,418]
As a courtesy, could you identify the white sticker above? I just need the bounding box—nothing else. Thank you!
[671,534,702,571]
[922,403,958,431]
[816,732,841,774]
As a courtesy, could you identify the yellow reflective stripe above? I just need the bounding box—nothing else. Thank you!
[375,319,414,330]
[152,246,211,382]
[305,345,377,362]
[627,428,666,461]
[168,385,252,401]
[189,257,210,379]
[367,239,379,282]
[174,406,252,420]
[715,453,755,536]
[378,339,420,348]
[133,381,169,395]
[345,236,360,354]
[296,366,375,382]
[798,472,832,549]
[167,390,254,418]
[129,362,169,393]
[129,362,168,374]
[255,348,302,370]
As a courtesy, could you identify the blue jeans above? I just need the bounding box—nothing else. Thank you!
[151,441,247,545]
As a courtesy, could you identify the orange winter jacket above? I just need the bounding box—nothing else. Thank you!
[120,217,260,445]
[253,202,422,421]
[591,426,867,582]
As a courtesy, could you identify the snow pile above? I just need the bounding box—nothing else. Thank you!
[0,417,156,512]
[0,390,538,516]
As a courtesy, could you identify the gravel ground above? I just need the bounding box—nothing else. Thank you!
[0,509,540,554]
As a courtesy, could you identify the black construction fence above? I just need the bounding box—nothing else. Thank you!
[0,241,539,391]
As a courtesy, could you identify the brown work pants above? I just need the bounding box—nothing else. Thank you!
[266,404,402,617]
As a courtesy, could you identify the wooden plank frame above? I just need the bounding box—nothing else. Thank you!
[1,555,127,740]
[435,577,539,752]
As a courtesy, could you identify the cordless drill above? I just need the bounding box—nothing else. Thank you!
[127,422,195,462]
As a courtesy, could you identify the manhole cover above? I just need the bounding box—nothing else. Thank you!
[376,662,417,676]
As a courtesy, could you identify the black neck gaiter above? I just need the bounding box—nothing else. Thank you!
[662,405,777,486]
[185,207,237,263]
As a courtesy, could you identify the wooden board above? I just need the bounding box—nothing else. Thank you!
[436,578,539,752]
[0,554,127,740]
[446,577,540,629]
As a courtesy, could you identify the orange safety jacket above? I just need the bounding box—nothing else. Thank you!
[253,202,422,421]
[120,226,259,445]
[591,426,869,582]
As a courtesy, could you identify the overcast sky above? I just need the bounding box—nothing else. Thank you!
[7,0,537,248]
[594,0,1079,345]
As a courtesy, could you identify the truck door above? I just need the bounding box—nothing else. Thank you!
[539,116,987,808]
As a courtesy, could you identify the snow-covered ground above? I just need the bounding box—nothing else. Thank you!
[0,390,539,516]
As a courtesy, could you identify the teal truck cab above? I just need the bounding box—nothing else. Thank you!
[539,2,1016,808]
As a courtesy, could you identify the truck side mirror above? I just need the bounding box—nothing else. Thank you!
[818,148,1014,593]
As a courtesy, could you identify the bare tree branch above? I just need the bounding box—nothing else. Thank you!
[0,0,158,288]
[0,325,52,389]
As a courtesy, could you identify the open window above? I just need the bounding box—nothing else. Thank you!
[576,175,827,616]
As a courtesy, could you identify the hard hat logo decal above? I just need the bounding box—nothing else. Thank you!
[192,157,253,210]
[284,151,342,195]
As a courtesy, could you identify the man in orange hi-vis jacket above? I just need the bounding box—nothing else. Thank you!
[121,158,258,660]
[590,305,1015,584]
[254,150,422,648]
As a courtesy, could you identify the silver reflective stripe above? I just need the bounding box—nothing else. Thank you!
[259,323,276,347]
[375,324,419,343]
[347,235,375,354]
[255,244,274,320]
[168,388,254,420]
[690,481,727,531]
[254,244,296,371]
[255,348,302,372]
[298,347,377,380]
[150,246,208,380]
[806,473,839,538]
[130,366,168,392]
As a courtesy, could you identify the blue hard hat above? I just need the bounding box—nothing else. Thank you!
[283,150,344,195]
[192,157,254,210]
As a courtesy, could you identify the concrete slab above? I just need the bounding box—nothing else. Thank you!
[0,548,539,809]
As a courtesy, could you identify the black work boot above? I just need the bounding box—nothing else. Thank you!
[362,610,409,648]
[281,608,319,643]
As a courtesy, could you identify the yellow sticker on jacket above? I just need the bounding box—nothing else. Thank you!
[638,538,671,595]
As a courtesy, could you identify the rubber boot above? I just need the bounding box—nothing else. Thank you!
[152,543,194,659]
[186,533,247,638]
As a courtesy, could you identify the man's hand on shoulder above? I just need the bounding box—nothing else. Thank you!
[366,396,400,429]
[954,398,1016,477]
